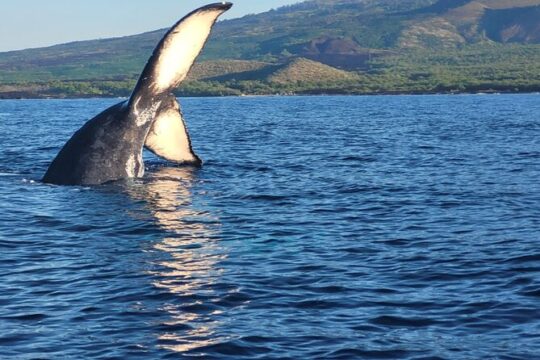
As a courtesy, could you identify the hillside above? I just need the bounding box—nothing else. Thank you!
[267,58,359,83]
[1,0,540,97]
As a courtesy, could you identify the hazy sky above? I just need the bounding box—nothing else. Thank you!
[0,0,303,52]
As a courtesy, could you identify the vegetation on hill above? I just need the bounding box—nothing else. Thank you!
[0,0,540,98]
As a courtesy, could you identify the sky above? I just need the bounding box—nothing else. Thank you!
[0,0,303,52]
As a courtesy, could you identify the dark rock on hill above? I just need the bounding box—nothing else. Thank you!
[285,37,391,70]
[481,5,540,43]
[301,37,365,55]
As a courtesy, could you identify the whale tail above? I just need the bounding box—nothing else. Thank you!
[134,2,233,164]
[42,3,232,185]
[145,95,202,166]
[129,2,233,111]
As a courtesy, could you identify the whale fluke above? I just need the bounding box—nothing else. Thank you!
[42,3,232,185]
[129,2,233,114]
[145,95,202,166]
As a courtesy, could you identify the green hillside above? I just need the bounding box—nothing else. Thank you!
[1,0,540,98]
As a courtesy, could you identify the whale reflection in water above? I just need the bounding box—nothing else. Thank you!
[127,167,229,353]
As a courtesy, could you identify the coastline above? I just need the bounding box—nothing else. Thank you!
[1,89,538,100]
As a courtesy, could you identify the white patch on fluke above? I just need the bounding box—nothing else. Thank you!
[136,152,144,177]
[126,155,136,178]
[153,8,228,92]
[135,101,161,127]
[145,100,198,163]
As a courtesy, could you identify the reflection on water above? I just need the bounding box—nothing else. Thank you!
[128,167,227,354]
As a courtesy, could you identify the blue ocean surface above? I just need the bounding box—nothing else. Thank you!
[0,95,539,359]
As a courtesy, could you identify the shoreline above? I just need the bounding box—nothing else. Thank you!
[1,89,539,100]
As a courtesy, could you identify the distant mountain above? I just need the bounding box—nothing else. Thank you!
[0,0,539,97]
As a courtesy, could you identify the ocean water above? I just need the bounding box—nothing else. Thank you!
[0,95,539,359]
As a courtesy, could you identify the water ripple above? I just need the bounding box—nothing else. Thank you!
[0,95,539,359]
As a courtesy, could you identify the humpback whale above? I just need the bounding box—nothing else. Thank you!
[42,2,232,186]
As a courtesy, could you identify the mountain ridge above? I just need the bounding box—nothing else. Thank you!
[1,0,539,97]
